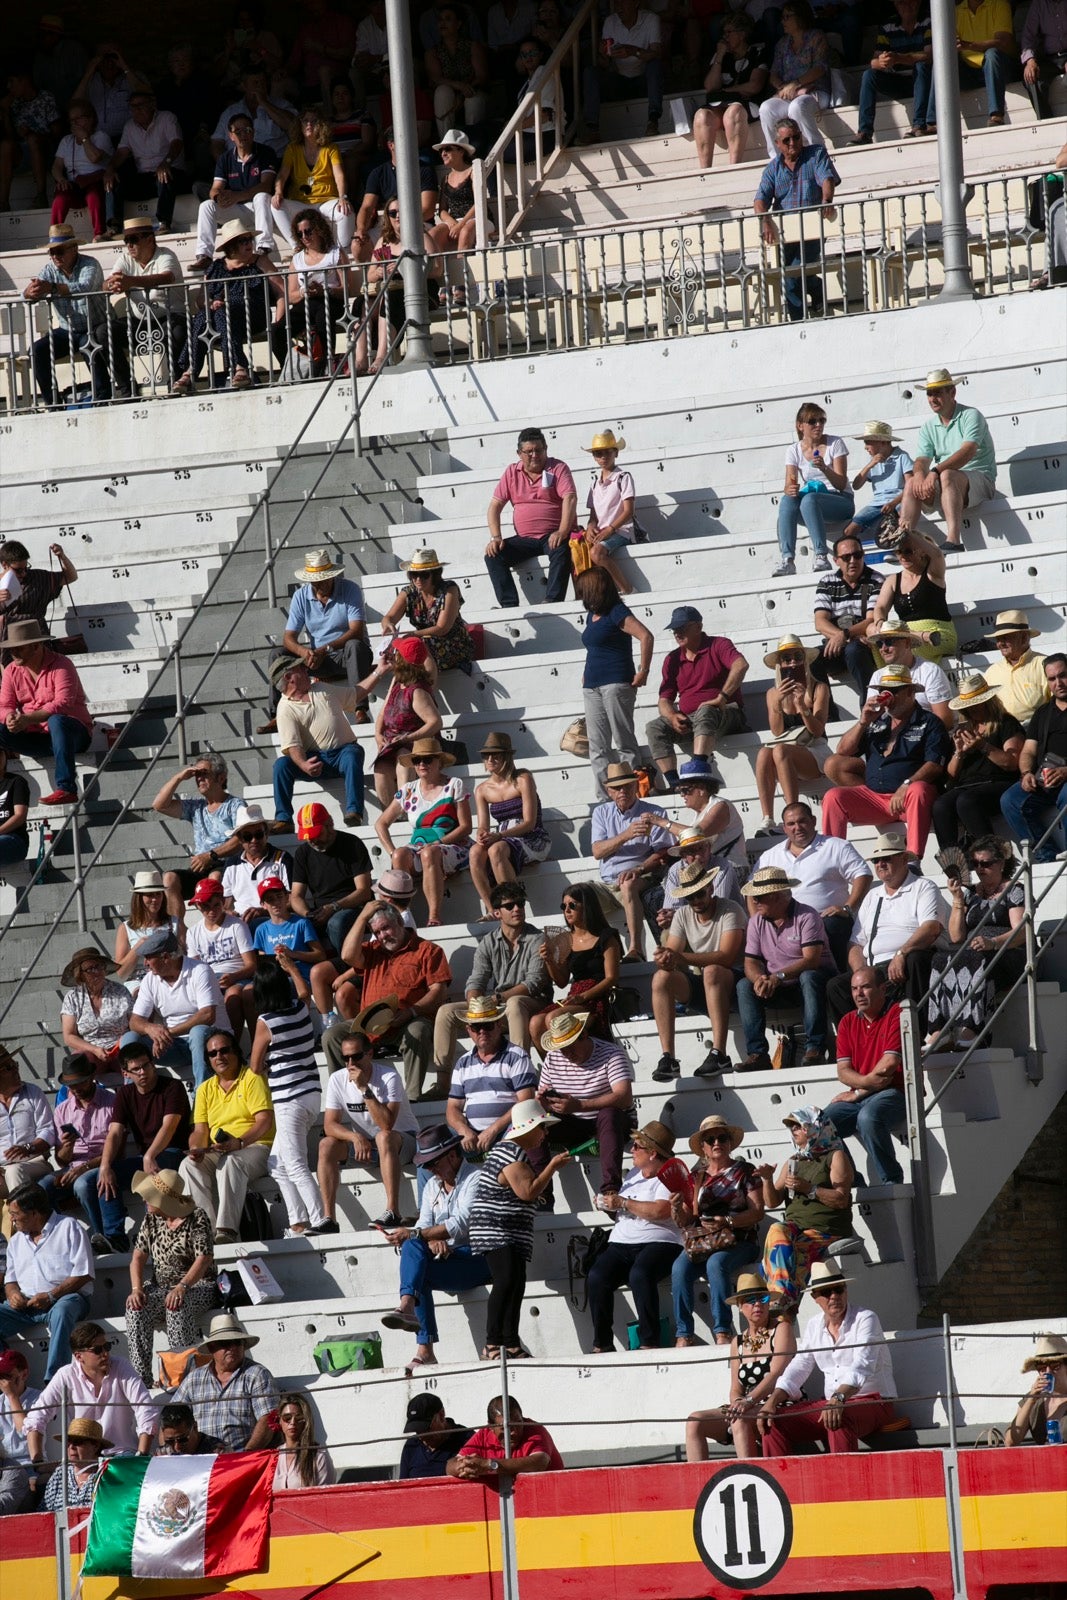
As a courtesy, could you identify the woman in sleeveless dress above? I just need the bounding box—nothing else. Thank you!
[375,737,472,925]
[380,548,474,677]
[269,207,350,377]
[468,730,551,916]
[114,871,186,992]
[870,525,957,660]
[685,1270,796,1460]
[370,637,441,808]
[531,881,622,1047]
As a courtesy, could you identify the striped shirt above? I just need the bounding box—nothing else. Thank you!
[259,1002,321,1104]
[469,1140,536,1260]
[449,1043,538,1131]
[538,1037,634,1122]
[174,1358,279,1452]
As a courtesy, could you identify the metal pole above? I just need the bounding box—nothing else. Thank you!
[939,1315,967,1599]
[56,1390,72,1600]
[173,643,188,769]
[497,1351,521,1600]
[929,0,973,300]
[385,0,433,367]
[901,1000,937,1296]
[1020,842,1045,1084]
[70,814,87,933]
[262,495,277,610]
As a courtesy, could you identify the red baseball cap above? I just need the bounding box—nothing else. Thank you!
[189,877,224,907]
[296,802,331,840]
[393,636,428,666]
[0,1350,29,1377]
[257,876,289,900]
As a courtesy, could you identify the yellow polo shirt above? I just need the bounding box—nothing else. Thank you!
[983,651,1049,722]
[955,0,1013,68]
[193,1068,274,1146]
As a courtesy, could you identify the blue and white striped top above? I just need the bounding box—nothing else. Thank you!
[448,1042,538,1131]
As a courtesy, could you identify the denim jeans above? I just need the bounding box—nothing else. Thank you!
[485,533,572,607]
[398,1237,491,1343]
[672,1238,759,1338]
[812,637,877,699]
[950,49,1012,117]
[0,715,91,795]
[0,1291,92,1379]
[736,970,828,1056]
[777,489,855,560]
[158,1024,214,1088]
[857,63,933,133]
[0,832,29,867]
[583,58,665,125]
[781,239,827,322]
[823,1088,906,1185]
[272,744,365,822]
[31,327,116,406]
[1000,781,1066,863]
[40,1167,126,1239]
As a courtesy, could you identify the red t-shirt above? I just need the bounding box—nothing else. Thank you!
[458,1422,564,1471]
[657,634,744,717]
[361,935,451,1010]
[835,1001,903,1090]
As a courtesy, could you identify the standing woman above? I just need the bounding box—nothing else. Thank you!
[269,207,350,378]
[671,1115,764,1348]
[932,675,1023,849]
[754,634,833,837]
[869,525,957,661]
[755,1106,854,1310]
[370,637,442,809]
[576,567,653,800]
[468,731,551,917]
[271,108,354,250]
[468,1098,569,1360]
[581,429,638,595]
[773,400,853,579]
[272,1391,335,1487]
[113,870,186,989]
[125,1168,218,1388]
[249,948,327,1235]
[531,881,623,1047]
[376,737,472,926]
[380,547,475,678]
[758,1,831,158]
[425,5,490,139]
[685,1272,796,1460]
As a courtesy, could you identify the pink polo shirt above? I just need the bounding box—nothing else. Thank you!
[492,457,578,541]
[53,1084,117,1162]
[0,648,92,732]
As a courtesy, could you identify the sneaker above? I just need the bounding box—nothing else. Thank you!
[652,1053,680,1082]
[267,817,291,835]
[695,1047,731,1078]
[214,1227,238,1244]
[755,818,784,838]
[812,554,831,572]
[41,789,77,806]
[343,810,364,828]
[307,1219,339,1235]
[772,559,796,578]
[737,1053,772,1073]
[106,1234,128,1254]
[372,1209,402,1229]
[381,1306,421,1333]
[90,1232,111,1255]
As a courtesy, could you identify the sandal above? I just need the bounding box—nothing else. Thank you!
[506,1346,530,1360]
[405,1353,438,1375]
[230,366,251,389]
[481,1345,501,1362]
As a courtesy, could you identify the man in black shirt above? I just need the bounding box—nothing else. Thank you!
[1,539,78,640]
[191,113,276,271]
[1001,653,1067,863]
[0,749,30,867]
[96,1038,192,1212]
[399,1393,472,1479]
[352,131,437,261]
[290,802,372,955]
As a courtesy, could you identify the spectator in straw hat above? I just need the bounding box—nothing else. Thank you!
[380,549,475,678]
[42,1417,109,1510]
[754,634,833,839]
[125,1167,217,1388]
[468,732,552,917]
[757,1256,896,1454]
[222,804,293,926]
[757,802,871,973]
[651,862,747,1082]
[0,618,93,807]
[581,429,638,595]
[114,867,187,987]
[174,1311,279,1452]
[586,1120,690,1354]
[653,828,744,932]
[822,664,952,859]
[60,946,131,1073]
[983,610,1049,722]
[827,828,945,1025]
[376,736,472,927]
[864,621,953,727]
[685,1269,795,1461]
[592,762,675,963]
[267,548,372,728]
[1007,1334,1067,1447]
[671,1115,763,1347]
[1000,653,1067,863]
[898,368,997,553]
[932,674,1024,850]
[736,864,833,1071]
[170,216,284,395]
[537,1011,634,1195]
[484,427,577,608]
[268,656,367,831]
[23,222,119,407]
[444,997,538,1157]
[840,421,914,542]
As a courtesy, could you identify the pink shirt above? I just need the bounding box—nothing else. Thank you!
[0,648,92,732]
[587,466,636,541]
[492,457,577,541]
[53,1084,116,1162]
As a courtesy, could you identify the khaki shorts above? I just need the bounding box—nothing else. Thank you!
[958,470,996,506]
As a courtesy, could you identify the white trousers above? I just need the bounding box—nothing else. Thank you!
[196,193,276,258]
[759,92,829,158]
[179,1143,270,1233]
[271,196,355,251]
[268,1095,325,1228]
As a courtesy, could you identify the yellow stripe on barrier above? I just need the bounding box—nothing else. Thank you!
[960,1491,1067,1554]
[3,1556,56,1600]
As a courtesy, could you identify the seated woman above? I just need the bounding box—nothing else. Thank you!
[1006,1335,1067,1447]
[50,99,115,241]
[754,1105,854,1311]
[925,836,1024,1052]
[758,0,831,160]
[271,1391,336,1487]
[271,109,354,250]
[468,730,551,917]
[356,202,439,373]
[586,1120,690,1353]
[172,218,284,394]
[113,870,186,990]
[269,206,350,378]
[932,675,1024,851]
[869,525,957,662]
[125,1167,218,1388]
[685,1270,796,1460]
[380,547,475,678]
[692,12,769,169]
[425,4,490,138]
[671,1115,764,1348]
[428,129,481,307]
[531,881,622,1047]
[773,400,853,580]
[755,634,834,837]
[375,736,472,926]
[60,946,131,1082]
[42,1418,109,1511]
[369,636,442,809]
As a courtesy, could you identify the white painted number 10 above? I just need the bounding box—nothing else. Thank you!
[693,1465,793,1589]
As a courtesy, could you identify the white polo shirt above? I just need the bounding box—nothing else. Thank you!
[850,876,946,967]
[867,657,952,714]
[118,110,184,172]
[131,957,229,1033]
[760,833,872,915]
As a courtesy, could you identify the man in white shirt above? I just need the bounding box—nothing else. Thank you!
[112,87,187,232]
[865,623,953,726]
[25,1318,156,1461]
[0,1350,40,1515]
[211,69,297,161]
[759,801,872,971]
[0,1048,55,1198]
[758,1257,897,1454]
[129,929,229,1088]
[318,1017,420,1231]
[827,830,945,1025]
[270,657,366,830]
[582,0,665,137]
[0,1185,93,1380]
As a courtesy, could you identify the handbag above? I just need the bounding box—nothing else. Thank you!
[313,1334,383,1374]
[560,718,589,758]
[410,798,459,845]
[771,1026,798,1071]
[566,1226,611,1311]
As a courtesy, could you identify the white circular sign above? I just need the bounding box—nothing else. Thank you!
[693,1464,794,1589]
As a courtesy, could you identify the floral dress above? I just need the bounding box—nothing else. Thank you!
[404,580,474,673]
[928,883,1025,1036]
[398,775,470,875]
[762,1107,853,1306]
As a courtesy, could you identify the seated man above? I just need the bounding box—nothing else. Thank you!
[651,861,746,1082]
[111,87,186,232]
[484,428,576,608]
[653,829,743,930]
[318,1018,420,1231]
[178,1030,273,1244]
[222,802,294,927]
[0,618,93,807]
[865,622,953,726]
[952,0,1016,124]
[0,1349,40,1515]
[592,762,675,963]
[758,1257,896,1454]
[898,368,997,553]
[251,875,332,1016]
[103,218,185,370]
[399,1391,474,1479]
[824,967,906,1185]
[827,830,946,1024]
[270,657,366,831]
[448,1394,563,1478]
[290,802,373,956]
[96,1037,192,1212]
[1021,0,1067,117]
[23,223,122,408]
[175,1311,279,1451]
[983,609,1049,723]
[40,1054,121,1255]
[645,606,748,789]
[538,1010,635,1194]
[811,535,880,699]
[1001,653,1067,863]
[444,998,538,1155]
[129,929,230,1088]
[24,1318,155,1460]
[211,67,296,161]
[327,902,451,1101]
[380,1124,491,1371]
[151,754,244,899]
[0,1047,55,1201]
[581,0,664,138]
[352,130,438,263]
[850,0,932,143]
[757,801,871,972]
[191,111,276,272]
[0,1185,93,1381]
[432,879,548,1073]
[266,549,372,733]
[157,1400,222,1455]
[822,665,951,860]
[736,864,834,1071]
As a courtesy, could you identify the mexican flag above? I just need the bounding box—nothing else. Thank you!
[82,1451,275,1579]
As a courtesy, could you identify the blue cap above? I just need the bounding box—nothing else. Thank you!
[667,605,702,630]
[137,927,182,960]
[677,756,723,791]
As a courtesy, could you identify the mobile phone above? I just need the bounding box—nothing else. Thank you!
[61,1123,78,1138]
[213,1128,231,1145]
[777,664,804,686]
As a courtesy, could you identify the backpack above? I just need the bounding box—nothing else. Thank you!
[566,1226,612,1312]
[239,1187,273,1242]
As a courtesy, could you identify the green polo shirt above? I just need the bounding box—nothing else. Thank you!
[917,403,997,481]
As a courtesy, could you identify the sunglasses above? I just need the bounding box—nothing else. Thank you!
[86,1342,112,1356]
[342,1049,369,1062]
[560,899,581,910]
[296,224,317,236]
[497,899,524,910]
[742,1294,771,1305]
[970,858,998,869]
[812,1286,846,1299]
[386,208,400,218]
[838,550,864,561]
[704,1132,733,1143]
[468,1020,498,1032]
[124,230,153,241]
[206,1046,234,1058]
[412,756,435,765]
[240,830,267,841]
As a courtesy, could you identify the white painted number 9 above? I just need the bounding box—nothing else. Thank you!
[693,1465,793,1588]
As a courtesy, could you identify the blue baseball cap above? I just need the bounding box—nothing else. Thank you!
[667,606,702,630]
